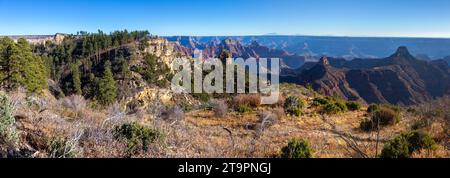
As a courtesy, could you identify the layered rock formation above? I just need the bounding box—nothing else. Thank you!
[288,47,450,105]
[171,38,306,69]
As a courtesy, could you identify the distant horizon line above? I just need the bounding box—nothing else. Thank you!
[2,32,450,40]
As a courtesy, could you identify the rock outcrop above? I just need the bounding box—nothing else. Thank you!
[145,37,190,68]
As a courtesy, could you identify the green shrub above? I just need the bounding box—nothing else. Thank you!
[192,92,211,103]
[284,96,304,116]
[367,104,380,113]
[0,92,17,146]
[312,97,330,107]
[113,122,164,157]
[47,137,78,158]
[281,139,314,158]
[405,131,437,152]
[367,103,401,114]
[325,96,337,102]
[346,101,361,111]
[335,101,348,112]
[322,103,342,114]
[235,104,252,113]
[381,131,436,158]
[380,134,410,158]
[285,107,302,117]
[179,101,193,112]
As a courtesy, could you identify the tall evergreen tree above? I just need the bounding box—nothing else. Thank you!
[97,61,117,105]
[0,37,11,85]
[0,38,47,93]
[120,60,131,80]
[71,62,82,95]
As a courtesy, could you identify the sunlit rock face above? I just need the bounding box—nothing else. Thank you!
[7,33,67,45]
[145,37,191,70]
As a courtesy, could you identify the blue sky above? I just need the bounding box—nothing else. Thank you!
[1,0,450,37]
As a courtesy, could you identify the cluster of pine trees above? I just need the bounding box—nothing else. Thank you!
[0,38,48,93]
[1,30,169,106]
[43,30,153,105]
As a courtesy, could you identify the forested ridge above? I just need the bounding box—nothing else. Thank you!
[1,30,171,105]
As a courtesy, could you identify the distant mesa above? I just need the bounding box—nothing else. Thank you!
[5,33,67,45]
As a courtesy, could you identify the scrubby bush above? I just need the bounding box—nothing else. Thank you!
[59,95,87,118]
[0,92,18,146]
[320,100,352,115]
[346,101,361,111]
[160,106,185,123]
[311,97,331,107]
[235,104,252,114]
[359,118,374,132]
[381,131,436,158]
[381,104,401,113]
[322,103,342,114]
[335,101,348,112]
[209,99,228,118]
[178,101,193,112]
[411,119,431,130]
[380,134,410,158]
[360,107,401,131]
[47,137,78,158]
[192,92,210,103]
[371,108,400,126]
[284,96,304,116]
[113,122,164,157]
[257,111,281,129]
[405,131,437,152]
[281,139,313,158]
[233,94,261,108]
[367,104,380,113]
[367,103,401,114]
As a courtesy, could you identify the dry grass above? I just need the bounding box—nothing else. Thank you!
[232,94,261,108]
[3,84,449,158]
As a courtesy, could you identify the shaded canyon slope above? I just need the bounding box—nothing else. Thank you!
[282,47,450,105]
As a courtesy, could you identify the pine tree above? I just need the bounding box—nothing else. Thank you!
[121,62,131,80]
[17,39,48,93]
[71,62,82,95]
[7,38,26,89]
[24,55,48,93]
[0,37,10,85]
[0,38,47,93]
[84,73,98,99]
[97,61,117,105]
